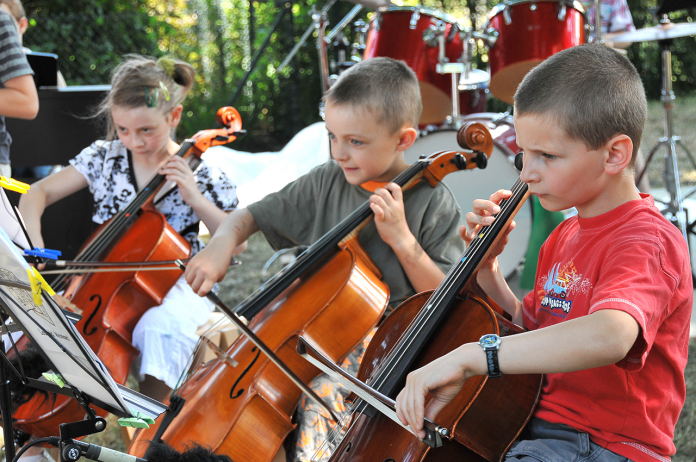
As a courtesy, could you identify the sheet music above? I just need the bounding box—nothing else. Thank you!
[0,226,165,420]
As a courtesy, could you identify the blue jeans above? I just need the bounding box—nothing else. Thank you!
[505,418,632,462]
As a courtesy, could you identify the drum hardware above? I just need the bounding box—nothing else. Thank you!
[592,0,603,44]
[558,2,566,20]
[472,28,498,48]
[332,30,354,73]
[351,19,368,61]
[278,0,380,98]
[614,17,696,248]
[410,9,421,29]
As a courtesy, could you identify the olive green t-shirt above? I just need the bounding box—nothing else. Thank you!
[247,161,465,307]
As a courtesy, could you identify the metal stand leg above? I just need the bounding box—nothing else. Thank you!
[636,36,696,281]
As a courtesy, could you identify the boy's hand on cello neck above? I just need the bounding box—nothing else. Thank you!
[463,189,524,324]
[371,182,446,293]
[185,208,259,296]
[370,183,411,250]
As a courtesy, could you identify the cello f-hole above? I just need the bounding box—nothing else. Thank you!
[229,346,260,399]
[82,294,102,336]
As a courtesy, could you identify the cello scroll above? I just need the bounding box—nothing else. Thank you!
[420,122,494,187]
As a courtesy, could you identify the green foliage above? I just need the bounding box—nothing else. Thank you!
[17,0,696,152]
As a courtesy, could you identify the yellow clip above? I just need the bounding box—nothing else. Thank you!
[27,267,56,306]
[0,176,30,194]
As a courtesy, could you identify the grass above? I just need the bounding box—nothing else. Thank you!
[17,101,696,459]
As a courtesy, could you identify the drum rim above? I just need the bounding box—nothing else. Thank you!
[487,0,586,22]
[376,5,462,27]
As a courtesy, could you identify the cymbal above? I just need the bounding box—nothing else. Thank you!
[344,0,393,9]
[611,22,696,43]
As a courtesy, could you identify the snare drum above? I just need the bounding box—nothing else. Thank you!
[486,0,586,104]
[405,114,531,277]
[365,6,470,126]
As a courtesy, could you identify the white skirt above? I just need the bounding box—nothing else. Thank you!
[131,275,213,388]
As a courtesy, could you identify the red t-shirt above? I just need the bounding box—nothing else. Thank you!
[522,194,692,462]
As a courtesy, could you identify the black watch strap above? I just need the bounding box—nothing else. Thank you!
[484,347,502,378]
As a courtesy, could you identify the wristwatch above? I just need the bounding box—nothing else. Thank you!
[479,334,502,378]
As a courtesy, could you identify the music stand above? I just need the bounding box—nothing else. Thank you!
[0,227,166,460]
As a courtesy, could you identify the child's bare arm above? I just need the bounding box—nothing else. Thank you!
[18,166,89,248]
[185,208,259,296]
[462,189,524,323]
[395,308,640,438]
[370,183,445,292]
[0,74,38,119]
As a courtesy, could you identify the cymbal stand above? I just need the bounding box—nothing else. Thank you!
[431,21,465,128]
[636,18,696,248]
[277,0,337,93]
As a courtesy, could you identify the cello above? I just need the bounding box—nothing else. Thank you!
[11,107,243,439]
[128,123,495,462]
[299,175,543,461]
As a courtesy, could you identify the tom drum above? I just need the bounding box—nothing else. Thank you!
[486,0,586,104]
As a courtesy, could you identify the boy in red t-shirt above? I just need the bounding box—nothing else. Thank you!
[395,44,692,462]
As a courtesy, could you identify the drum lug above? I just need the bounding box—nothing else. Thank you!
[409,8,421,30]
[373,12,382,32]
[423,26,439,48]
[557,2,567,21]
[503,6,512,25]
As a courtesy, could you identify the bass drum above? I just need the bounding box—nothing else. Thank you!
[405,113,531,278]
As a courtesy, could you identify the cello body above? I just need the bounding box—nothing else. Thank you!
[126,123,494,462]
[329,286,542,462]
[13,206,190,438]
[129,238,388,462]
[11,107,243,439]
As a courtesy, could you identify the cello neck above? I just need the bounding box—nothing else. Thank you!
[235,160,432,320]
[360,178,529,400]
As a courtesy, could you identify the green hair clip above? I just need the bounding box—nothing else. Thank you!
[159,81,171,102]
[144,86,158,107]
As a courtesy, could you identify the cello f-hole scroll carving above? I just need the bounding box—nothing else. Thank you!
[82,294,102,336]
[229,346,260,399]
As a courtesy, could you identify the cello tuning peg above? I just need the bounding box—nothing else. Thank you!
[514,152,524,171]
[475,151,488,170]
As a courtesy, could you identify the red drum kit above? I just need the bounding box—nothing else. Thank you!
[282,0,696,275]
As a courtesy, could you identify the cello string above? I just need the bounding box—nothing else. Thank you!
[53,141,195,289]
[373,179,527,393]
[361,179,527,396]
[371,179,526,384]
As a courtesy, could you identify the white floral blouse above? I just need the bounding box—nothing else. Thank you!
[70,140,238,255]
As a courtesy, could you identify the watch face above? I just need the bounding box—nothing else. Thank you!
[480,334,501,349]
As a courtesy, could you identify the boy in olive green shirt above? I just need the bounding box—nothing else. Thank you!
[186,57,464,461]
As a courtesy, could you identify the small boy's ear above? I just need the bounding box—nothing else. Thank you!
[396,127,418,152]
[604,134,633,175]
